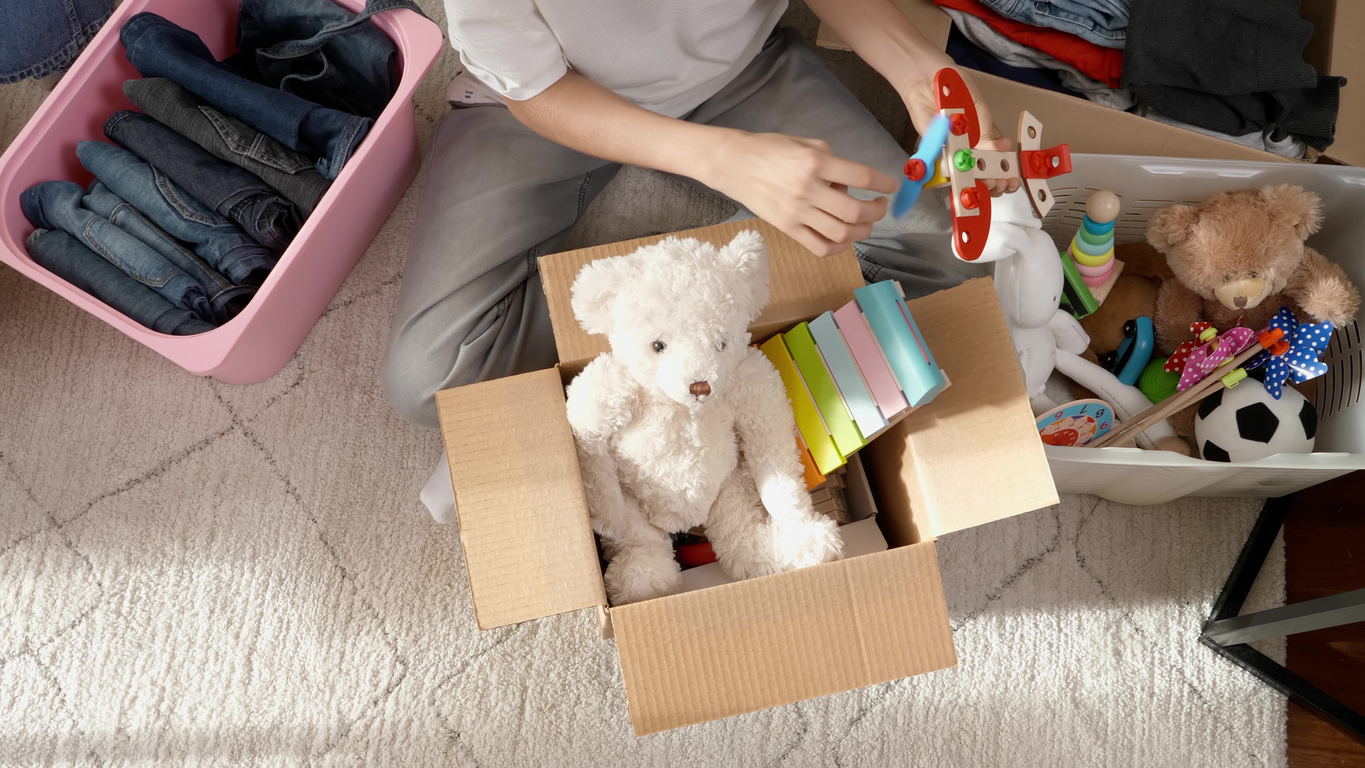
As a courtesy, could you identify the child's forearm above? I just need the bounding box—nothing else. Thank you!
[804,0,953,100]
[506,70,733,187]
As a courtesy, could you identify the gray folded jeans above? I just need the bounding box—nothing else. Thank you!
[381,28,978,428]
[123,78,332,215]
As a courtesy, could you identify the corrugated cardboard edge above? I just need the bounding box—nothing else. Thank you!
[1317,0,1364,166]
[539,220,865,371]
[612,541,956,735]
[864,278,1059,541]
[436,369,607,629]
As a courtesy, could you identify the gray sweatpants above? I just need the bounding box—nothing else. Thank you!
[382,29,977,428]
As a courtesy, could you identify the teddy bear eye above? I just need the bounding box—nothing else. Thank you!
[716,339,727,351]
[1249,270,1259,278]
[652,340,666,353]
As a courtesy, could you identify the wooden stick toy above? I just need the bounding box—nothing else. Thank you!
[1089,327,1287,449]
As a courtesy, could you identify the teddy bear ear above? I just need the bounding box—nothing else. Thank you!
[1147,204,1198,253]
[1260,184,1323,239]
[716,230,771,320]
[570,255,638,336]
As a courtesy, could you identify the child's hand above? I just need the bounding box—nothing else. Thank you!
[900,66,1020,197]
[702,131,898,257]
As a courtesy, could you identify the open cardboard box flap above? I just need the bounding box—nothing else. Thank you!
[436,221,1058,734]
[436,369,606,629]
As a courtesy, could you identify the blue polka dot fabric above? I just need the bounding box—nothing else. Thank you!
[1248,307,1333,399]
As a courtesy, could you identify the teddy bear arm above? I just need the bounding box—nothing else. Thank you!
[565,357,663,549]
[1154,281,1206,353]
[728,352,818,522]
[1284,246,1360,327]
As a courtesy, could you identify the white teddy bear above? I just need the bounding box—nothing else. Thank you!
[565,230,844,605]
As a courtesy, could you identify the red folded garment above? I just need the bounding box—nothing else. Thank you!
[934,0,1123,87]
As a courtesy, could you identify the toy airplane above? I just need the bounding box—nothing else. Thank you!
[893,68,1073,261]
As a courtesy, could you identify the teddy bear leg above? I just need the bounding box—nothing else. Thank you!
[602,535,682,605]
[705,466,842,580]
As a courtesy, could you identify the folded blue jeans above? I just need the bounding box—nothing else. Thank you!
[26,228,214,335]
[121,12,372,179]
[106,110,302,251]
[978,0,1128,49]
[83,181,256,323]
[21,180,214,322]
[77,140,277,286]
[233,0,424,119]
[0,0,113,82]
[123,78,331,215]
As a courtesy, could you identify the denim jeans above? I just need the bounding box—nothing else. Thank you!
[21,180,214,322]
[77,140,278,286]
[979,0,1128,48]
[0,0,113,82]
[234,0,423,119]
[121,12,372,179]
[106,110,302,250]
[26,228,214,335]
[123,78,331,215]
[83,181,256,322]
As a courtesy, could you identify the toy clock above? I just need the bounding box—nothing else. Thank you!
[1036,399,1114,447]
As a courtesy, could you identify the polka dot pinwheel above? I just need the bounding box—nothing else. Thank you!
[1247,307,1333,399]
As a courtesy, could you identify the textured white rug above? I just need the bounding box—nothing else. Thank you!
[1,2,1288,765]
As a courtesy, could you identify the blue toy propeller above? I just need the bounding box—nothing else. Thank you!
[1246,306,1333,399]
[893,114,951,218]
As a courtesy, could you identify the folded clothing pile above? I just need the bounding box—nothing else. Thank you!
[934,0,1344,159]
[21,0,417,336]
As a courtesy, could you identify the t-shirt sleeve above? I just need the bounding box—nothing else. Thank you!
[443,0,569,101]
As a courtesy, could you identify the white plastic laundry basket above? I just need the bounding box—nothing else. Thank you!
[1039,154,1365,504]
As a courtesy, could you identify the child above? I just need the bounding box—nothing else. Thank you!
[383,0,1015,428]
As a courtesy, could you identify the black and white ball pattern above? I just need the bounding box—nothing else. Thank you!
[1194,377,1316,463]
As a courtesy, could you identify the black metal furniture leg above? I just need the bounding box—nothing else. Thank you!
[1201,494,1365,745]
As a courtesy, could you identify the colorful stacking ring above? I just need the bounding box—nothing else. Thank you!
[1070,232,1112,257]
[1075,259,1114,278]
[1069,239,1114,267]
[1077,224,1110,246]
[1082,272,1113,288]
[1083,217,1115,235]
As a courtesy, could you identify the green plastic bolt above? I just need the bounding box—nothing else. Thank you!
[953,148,975,172]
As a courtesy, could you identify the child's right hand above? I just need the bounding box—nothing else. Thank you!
[700,130,899,257]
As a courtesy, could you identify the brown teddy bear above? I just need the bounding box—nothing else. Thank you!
[1147,184,1358,353]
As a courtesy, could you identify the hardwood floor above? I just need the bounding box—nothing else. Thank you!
[1286,471,1365,767]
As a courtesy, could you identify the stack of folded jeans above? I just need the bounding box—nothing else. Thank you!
[21,0,420,336]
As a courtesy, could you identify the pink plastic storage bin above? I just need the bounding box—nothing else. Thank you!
[0,0,443,383]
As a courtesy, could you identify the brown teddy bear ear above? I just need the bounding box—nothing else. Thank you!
[1146,204,1198,253]
[1259,184,1323,239]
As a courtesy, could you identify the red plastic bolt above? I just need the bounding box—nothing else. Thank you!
[904,158,926,181]
[960,187,979,210]
[1030,153,1047,175]
[949,114,969,136]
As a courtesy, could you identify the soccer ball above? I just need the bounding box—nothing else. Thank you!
[1194,377,1316,463]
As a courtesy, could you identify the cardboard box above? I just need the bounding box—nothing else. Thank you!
[435,220,1058,735]
[818,0,1363,165]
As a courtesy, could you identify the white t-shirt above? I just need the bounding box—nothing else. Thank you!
[443,0,788,118]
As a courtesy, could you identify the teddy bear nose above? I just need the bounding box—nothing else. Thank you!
[689,381,712,398]
[1234,296,1248,308]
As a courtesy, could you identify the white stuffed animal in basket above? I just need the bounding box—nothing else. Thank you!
[565,230,843,605]
[964,188,1187,452]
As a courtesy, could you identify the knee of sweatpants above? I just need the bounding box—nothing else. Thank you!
[380,334,443,430]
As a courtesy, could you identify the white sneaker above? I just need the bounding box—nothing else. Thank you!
[420,450,457,524]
